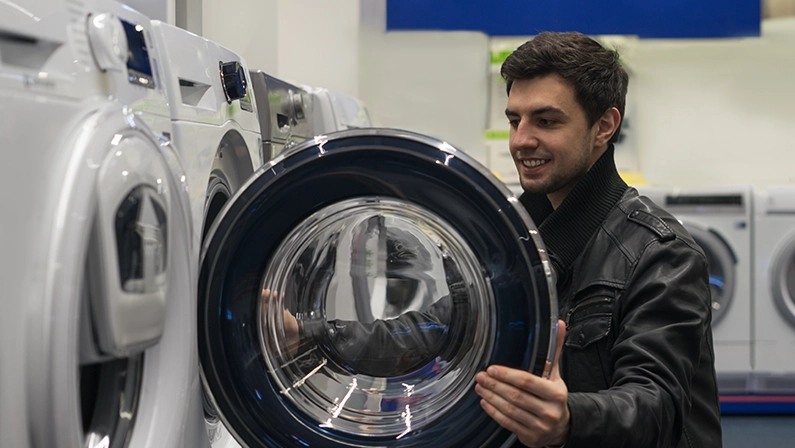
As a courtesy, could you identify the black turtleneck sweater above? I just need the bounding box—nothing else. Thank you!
[518,145,628,285]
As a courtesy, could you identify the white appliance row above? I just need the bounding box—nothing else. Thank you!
[0,1,379,448]
[636,185,795,395]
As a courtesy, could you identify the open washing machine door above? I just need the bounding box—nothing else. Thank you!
[198,129,557,447]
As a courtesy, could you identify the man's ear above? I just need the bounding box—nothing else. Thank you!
[594,107,621,147]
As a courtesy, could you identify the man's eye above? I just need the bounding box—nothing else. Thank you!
[508,119,519,128]
[538,118,556,126]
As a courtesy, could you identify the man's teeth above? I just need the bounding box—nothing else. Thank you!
[522,159,548,168]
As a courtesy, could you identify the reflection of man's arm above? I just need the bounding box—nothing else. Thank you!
[303,294,454,377]
[264,255,469,377]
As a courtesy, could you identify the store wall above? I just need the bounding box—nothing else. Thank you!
[276,0,360,96]
[126,0,174,22]
[359,0,490,163]
[201,0,278,75]
[199,0,359,95]
[628,17,795,187]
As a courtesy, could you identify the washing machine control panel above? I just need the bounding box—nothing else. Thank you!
[88,14,156,89]
[220,61,248,103]
[119,19,156,88]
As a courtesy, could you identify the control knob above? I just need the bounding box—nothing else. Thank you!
[220,61,247,103]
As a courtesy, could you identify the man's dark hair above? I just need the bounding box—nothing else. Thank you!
[501,32,629,144]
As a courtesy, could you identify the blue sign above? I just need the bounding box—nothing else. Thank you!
[386,1,760,39]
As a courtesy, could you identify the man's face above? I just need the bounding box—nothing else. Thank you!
[506,74,602,207]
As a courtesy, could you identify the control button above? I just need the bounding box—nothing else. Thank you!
[87,13,129,72]
[220,61,247,103]
[292,91,305,120]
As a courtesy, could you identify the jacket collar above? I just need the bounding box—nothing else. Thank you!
[518,145,628,277]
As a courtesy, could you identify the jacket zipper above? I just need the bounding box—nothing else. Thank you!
[565,296,613,325]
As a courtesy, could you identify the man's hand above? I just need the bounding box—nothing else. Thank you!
[260,288,300,355]
[475,320,569,447]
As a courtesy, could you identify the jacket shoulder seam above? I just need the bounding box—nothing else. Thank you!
[630,234,709,277]
[601,224,637,265]
[626,209,676,242]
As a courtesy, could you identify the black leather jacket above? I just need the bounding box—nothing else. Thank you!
[518,146,722,448]
[545,189,722,448]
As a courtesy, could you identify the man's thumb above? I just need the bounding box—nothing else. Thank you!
[550,319,566,380]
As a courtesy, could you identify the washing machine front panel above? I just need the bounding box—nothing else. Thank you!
[199,129,557,447]
[202,128,258,243]
[771,233,795,327]
[638,186,753,375]
[754,188,795,378]
[24,106,189,448]
[249,70,314,163]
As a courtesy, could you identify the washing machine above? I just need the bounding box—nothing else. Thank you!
[194,128,559,447]
[752,187,795,393]
[249,71,315,164]
[149,21,262,249]
[0,1,194,447]
[638,186,753,391]
[302,84,373,134]
[248,72,376,167]
[148,22,267,448]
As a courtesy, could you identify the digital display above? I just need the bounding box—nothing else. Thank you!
[120,19,155,88]
[665,195,743,206]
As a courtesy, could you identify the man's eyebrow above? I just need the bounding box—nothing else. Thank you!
[505,106,567,117]
[531,106,566,116]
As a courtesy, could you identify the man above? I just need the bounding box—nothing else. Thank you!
[473,32,722,447]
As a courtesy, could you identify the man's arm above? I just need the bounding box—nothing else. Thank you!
[275,254,470,377]
[303,297,453,377]
[564,239,712,448]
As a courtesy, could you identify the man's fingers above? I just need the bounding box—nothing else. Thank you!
[476,372,550,420]
[260,288,283,304]
[482,366,549,398]
[476,382,553,447]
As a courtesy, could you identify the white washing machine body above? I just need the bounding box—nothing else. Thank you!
[752,187,795,393]
[149,22,263,448]
[149,21,262,252]
[250,71,315,163]
[638,186,753,389]
[302,85,373,135]
[0,1,194,447]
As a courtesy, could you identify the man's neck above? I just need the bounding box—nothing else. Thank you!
[546,144,609,209]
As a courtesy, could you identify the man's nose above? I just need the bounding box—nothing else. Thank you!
[510,123,539,151]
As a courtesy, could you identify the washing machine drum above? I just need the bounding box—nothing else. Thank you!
[198,129,556,447]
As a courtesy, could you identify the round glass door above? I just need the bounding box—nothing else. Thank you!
[684,224,736,326]
[199,129,556,447]
[772,235,795,327]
